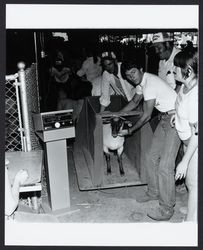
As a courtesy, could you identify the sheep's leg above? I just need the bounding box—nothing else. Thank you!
[104,146,111,174]
[117,146,124,176]
[104,153,111,174]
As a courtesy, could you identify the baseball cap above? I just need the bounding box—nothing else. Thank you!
[152,32,172,43]
[101,51,116,59]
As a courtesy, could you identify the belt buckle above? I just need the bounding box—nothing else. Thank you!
[158,113,162,120]
[160,112,168,119]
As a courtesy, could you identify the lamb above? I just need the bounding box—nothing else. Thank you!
[102,116,132,176]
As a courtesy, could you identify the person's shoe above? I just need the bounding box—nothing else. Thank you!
[147,207,174,221]
[176,183,187,194]
[136,192,159,203]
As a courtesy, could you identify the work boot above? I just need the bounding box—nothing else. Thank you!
[147,206,174,221]
[136,192,159,203]
[176,183,187,194]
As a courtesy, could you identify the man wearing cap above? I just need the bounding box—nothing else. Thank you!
[99,51,137,112]
[152,32,181,92]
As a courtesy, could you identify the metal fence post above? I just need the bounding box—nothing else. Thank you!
[17,62,32,152]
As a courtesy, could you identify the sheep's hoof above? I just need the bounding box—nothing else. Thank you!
[120,170,125,176]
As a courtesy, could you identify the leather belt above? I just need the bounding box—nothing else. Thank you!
[160,109,175,115]
[158,110,175,120]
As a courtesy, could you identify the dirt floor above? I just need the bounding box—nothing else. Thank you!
[17,146,188,223]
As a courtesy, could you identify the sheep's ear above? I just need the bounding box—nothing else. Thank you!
[119,116,126,121]
[102,117,111,124]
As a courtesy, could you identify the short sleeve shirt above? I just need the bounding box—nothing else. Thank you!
[91,76,102,96]
[137,72,177,112]
[175,84,198,140]
[158,47,181,89]
[77,57,102,82]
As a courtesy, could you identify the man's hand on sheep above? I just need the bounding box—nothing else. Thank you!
[118,129,128,136]
[118,127,133,136]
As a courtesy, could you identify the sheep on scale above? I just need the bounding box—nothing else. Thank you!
[73,96,152,190]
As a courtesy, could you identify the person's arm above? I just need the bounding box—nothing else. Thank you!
[100,104,106,113]
[183,123,198,163]
[5,167,18,216]
[175,123,198,180]
[175,88,198,180]
[129,99,155,133]
[119,99,155,136]
[5,168,28,216]
[77,61,87,78]
[99,72,111,112]
[120,93,143,112]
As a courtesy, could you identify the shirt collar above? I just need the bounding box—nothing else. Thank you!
[167,47,178,62]
[139,72,147,87]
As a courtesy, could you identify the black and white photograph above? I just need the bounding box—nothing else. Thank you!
[3,3,199,247]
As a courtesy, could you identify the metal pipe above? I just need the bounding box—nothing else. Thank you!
[34,32,39,66]
[17,62,32,152]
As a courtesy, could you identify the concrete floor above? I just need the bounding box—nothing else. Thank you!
[37,146,188,223]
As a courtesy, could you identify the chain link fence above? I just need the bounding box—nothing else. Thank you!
[5,63,41,152]
[5,77,22,151]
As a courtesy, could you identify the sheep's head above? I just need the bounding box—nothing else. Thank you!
[102,115,133,138]
[111,117,125,138]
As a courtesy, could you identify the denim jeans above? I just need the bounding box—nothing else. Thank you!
[145,114,181,211]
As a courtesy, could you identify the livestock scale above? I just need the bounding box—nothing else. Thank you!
[33,110,75,212]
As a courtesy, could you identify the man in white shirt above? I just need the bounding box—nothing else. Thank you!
[99,51,137,112]
[152,32,181,92]
[91,76,102,96]
[77,48,102,83]
[119,59,181,221]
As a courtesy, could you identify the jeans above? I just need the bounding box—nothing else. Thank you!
[145,114,181,211]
